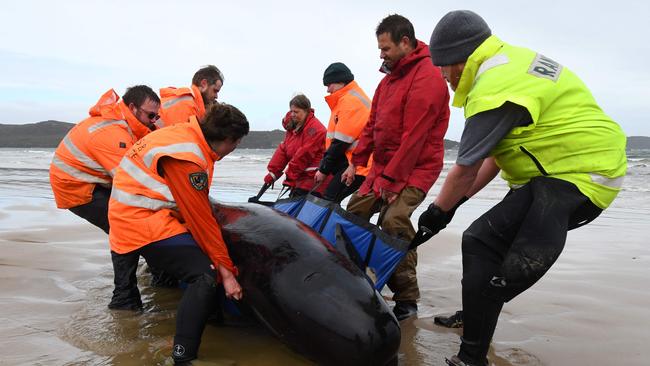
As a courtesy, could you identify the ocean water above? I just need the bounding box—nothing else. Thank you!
[1,147,649,365]
[1,147,648,224]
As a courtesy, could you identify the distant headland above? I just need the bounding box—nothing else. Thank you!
[0,121,462,149]
[1,120,648,151]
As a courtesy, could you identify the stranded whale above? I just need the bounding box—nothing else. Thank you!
[212,201,401,366]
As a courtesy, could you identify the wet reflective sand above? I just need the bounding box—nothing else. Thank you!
[2,200,647,365]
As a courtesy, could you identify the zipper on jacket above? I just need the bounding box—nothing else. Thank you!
[519,146,549,176]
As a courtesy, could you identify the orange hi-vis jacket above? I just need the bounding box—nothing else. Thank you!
[324,81,373,177]
[49,89,153,209]
[108,117,236,273]
[157,85,206,127]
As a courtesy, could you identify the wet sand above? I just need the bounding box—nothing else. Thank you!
[1,201,648,365]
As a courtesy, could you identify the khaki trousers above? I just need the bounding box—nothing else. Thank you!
[346,186,425,302]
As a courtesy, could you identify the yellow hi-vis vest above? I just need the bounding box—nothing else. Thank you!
[453,35,627,209]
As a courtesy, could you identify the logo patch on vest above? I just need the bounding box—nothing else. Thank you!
[528,53,563,82]
[189,172,208,191]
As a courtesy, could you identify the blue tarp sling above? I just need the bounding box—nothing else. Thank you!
[273,195,409,290]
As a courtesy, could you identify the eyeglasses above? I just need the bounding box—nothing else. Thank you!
[138,108,160,121]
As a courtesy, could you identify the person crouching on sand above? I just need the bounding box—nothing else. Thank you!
[49,85,163,311]
[108,103,249,364]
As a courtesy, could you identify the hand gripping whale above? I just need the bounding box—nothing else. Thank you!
[211,201,401,366]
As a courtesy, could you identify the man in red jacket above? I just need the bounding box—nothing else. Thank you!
[264,94,327,197]
[343,14,450,320]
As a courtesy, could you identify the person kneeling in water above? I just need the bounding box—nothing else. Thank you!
[108,103,249,364]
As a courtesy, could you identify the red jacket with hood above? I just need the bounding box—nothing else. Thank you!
[267,110,327,193]
[352,40,450,196]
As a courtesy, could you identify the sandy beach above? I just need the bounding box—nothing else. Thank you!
[2,195,648,365]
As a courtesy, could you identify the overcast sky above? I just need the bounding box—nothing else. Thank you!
[1,0,648,140]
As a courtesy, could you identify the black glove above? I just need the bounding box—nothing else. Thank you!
[418,203,450,237]
[411,196,470,249]
[447,195,469,220]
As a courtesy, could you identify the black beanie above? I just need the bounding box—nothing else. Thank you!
[429,10,492,66]
[323,62,354,86]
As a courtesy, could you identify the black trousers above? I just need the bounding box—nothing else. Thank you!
[139,233,218,364]
[68,187,142,309]
[68,186,175,311]
[323,167,365,203]
[458,177,602,364]
[69,186,111,234]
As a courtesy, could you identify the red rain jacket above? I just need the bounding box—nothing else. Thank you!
[352,40,450,196]
[267,110,327,193]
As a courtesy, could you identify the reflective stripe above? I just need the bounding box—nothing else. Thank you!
[87,119,128,134]
[119,158,174,201]
[476,54,510,80]
[111,187,177,211]
[348,89,371,109]
[347,140,359,151]
[333,131,355,143]
[162,95,193,109]
[154,119,166,129]
[62,135,110,175]
[51,154,111,184]
[326,132,334,139]
[142,143,206,168]
[125,123,134,140]
[305,167,318,171]
[589,173,624,189]
[269,172,277,180]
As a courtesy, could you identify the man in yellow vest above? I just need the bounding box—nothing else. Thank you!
[417,10,627,366]
[314,62,371,202]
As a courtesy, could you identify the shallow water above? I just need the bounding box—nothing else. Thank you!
[1,148,648,365]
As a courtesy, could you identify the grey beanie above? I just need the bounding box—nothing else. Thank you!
[429,10,491,66]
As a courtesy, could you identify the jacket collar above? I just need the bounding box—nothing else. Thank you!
[87,88,152,139]
[324,80,359,110]
[188,116,219,162]
[191,84,206,119]
[293,109,316,134]
[452,35,505,108]
[118,102,153,140]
